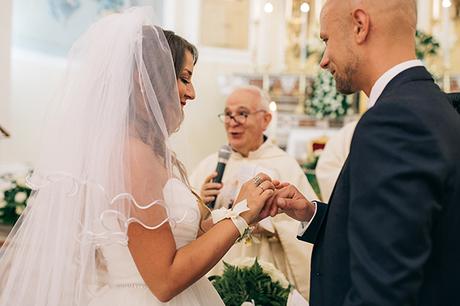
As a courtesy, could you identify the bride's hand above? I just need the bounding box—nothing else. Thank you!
[235,173,275,225]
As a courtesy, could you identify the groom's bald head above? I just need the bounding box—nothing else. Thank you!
[319,0,418,95]
[322,0,417,34]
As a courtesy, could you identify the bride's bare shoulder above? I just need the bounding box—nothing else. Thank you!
[126,137,162,166]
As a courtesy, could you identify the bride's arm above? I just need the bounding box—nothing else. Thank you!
[126,140,274,302]
[128,188,273,302]
[128,216,240,302]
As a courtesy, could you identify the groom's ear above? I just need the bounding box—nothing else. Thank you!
[351,8,370,45]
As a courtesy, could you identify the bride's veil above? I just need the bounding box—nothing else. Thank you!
[0,7,196,305]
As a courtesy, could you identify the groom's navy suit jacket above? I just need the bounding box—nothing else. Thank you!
[299,67,460,306]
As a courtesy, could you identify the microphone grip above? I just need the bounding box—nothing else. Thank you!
[207,162,226,209]
[213,162,226,184]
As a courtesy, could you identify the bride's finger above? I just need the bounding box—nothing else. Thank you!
[259,188,274,203]
[258,181,274,191]
[276,182,290,189]
[259,202,272,219]
[251,172,272,187]
[269,198,281,216]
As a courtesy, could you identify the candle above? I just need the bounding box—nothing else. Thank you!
[299,2,310,68]
[269,101,278,141]
[441,0,452,91]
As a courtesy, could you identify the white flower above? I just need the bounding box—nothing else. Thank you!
[228,257,290,289]
[261,262,290,289]
[15,177,27,187]
[229,257,257,267]
[15,205,25,215]
[14,192,28,203]
[0,200,6,209]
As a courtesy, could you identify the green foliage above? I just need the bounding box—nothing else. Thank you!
[210,260,291,306]
[303,152,320,170]
[307,69,353,119]
[302,153,322,200]
[415,30,440,61]
[0,174,32,225]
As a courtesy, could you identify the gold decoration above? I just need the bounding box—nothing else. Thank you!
[285,0,319,72]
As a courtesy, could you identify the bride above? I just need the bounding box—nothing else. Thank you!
[0,7,276,306]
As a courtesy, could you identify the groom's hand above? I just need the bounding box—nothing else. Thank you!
[258,180,288,219]
[267,184,315,222]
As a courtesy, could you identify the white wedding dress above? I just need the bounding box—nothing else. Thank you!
[89,179,225,306]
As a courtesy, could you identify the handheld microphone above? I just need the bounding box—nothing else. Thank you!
[208,144,232,209]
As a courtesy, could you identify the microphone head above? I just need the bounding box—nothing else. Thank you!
[217,144,232,161]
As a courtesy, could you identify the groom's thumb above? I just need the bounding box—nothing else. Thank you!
[277,198,288,208]
[278,197,305,210]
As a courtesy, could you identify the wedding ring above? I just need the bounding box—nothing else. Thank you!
[252,175,263,186]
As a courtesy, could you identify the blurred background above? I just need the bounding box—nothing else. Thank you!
[0,0,459,177]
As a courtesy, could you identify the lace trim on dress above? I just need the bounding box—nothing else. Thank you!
[25,171,192,246]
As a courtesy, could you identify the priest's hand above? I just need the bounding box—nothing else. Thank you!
[200,171,223,205]
[268,183,315,222]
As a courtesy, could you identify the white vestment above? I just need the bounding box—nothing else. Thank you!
[190,139,317,299]
[315,120,358,202]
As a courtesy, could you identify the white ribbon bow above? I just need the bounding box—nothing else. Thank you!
[211,199,250,224]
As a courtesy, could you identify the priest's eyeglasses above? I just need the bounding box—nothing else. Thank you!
[217,110,266,124]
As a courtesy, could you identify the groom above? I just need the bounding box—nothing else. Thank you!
[269,0,460,305]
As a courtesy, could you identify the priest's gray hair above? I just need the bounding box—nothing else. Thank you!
[234,85,271,111]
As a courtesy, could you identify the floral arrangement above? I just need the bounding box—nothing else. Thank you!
[209,257,291,306]
[307,69,354,120]
[415,30,440,61]
[0,173,32,225]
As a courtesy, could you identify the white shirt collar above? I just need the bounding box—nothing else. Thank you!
[232,136,281,160]
[368,59,423,109]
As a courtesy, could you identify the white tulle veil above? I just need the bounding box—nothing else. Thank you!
[0,7,198,305]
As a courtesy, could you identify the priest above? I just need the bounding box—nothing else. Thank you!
[190,86,316,299]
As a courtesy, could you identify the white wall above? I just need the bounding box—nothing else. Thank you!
[0,0,12,126]
[2,48,250,173]
[1,0,257,175]
[3,48,241,172]
[0,0,12,160]
[0,0,294,171]
[4,49,66,165]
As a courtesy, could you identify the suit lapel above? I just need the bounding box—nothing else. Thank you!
[375,66,434,106]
